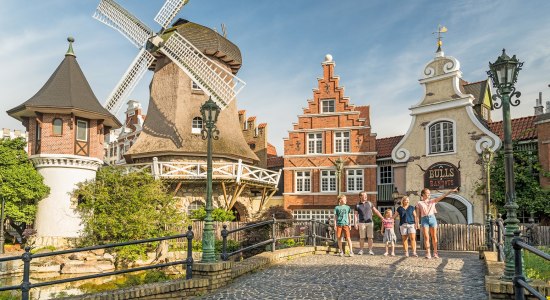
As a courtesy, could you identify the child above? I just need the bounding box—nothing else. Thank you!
[334,195,354,257]
[381,209,397,256]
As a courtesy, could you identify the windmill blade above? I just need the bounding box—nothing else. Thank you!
[154,0,190,29]
[93,0,153,48]
[159,31,246,109]
[104,48,155,114]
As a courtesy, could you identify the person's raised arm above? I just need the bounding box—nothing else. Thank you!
[433,187,459,203]
[372,206,383,219]
[393,207,400,220]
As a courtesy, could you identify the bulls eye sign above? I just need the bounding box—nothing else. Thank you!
[424,162,460,190]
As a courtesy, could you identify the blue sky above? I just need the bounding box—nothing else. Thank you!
[1,0,549,153]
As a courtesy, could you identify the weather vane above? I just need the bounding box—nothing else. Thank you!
[432,25,447,52]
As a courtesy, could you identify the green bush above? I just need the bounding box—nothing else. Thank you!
[190,207,236,222]
[0,291,19,300]
[523,246,550,282]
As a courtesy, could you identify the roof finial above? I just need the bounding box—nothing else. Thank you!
[66,36,75,57]
[433,25,447,56]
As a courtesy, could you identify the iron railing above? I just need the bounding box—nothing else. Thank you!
[511,230,550,300]
[490,214,505,262]
[0,226,194,300]
[220,217,334,261]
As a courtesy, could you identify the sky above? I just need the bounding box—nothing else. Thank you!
[1,0,549,154]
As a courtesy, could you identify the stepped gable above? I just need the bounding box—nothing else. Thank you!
[376,135,404,159]
[489,116,537,141]
[7,38,120,128]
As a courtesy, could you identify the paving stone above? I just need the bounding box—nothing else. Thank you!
[195,249,487,300]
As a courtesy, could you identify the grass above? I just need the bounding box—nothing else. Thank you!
[523,246,550,282]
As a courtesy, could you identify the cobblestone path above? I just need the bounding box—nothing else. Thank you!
[196,250,487,300]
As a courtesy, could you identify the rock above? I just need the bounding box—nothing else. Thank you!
[61,262,103,274]
[89,249,105,256]
[30,263,61,273]
[102,253,114,261]
[68,253,87,261]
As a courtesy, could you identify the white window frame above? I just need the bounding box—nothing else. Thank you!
[427,119,456,155]
[295,171,311,193]
[320,170,336,192]
[334,131,350,153]
[346,169,363,192]
[321,99,335,113]
[378,165,393,185]
[378,206,394,214]
[76,120,88,142]
[307,132,323,154]
[292,209,334,222]
[192,117,203,134]
[191,81,201,90]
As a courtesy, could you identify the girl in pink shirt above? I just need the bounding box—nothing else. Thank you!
[416,187,459,259]
[380,209,396,256]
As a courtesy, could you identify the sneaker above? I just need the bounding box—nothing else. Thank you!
[349,252,354,257]
[383,252,388,256]
[368,250,375,256]
[339,251,344,257]
[357,250,363,255]
[433,252,440,259]
[412,253,418,257]
[405,252,409,257]
[391,253,395,256]
[425,254,431,259]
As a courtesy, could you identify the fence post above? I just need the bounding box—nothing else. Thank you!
[221,225,228,261]
[497,214,503,262]
[185,226,194,280]
[489,216,495,252]
[21,246,31,300]
[512,230,525,300]
[312,217,316,248]
[271,214,276,252]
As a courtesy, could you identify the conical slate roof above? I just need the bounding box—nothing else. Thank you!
[7,38,121,128]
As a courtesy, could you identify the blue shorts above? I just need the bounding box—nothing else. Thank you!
[421,215,437,228]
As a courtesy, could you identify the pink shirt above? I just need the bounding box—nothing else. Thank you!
[382,218,394,229]
[417,199,437,217]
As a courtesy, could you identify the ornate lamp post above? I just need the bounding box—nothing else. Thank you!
[0,197,5,254]
[200,97,221,263]
[487,49,523,280]
[334,157,344,196]
[482,147,494,249]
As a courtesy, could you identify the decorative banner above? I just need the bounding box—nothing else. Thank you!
[424,162,460,190]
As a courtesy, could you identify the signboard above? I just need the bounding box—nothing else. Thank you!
[423,162,460,190]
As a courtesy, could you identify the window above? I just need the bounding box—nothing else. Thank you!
[192,81,201,90]
[307,133,323,154]
[52,118,63,136]
[192,117,203,134]
[334,131,350,153]
[76,120,88,141]
[378,166,393,184]
[187,200,204,216]
[321,99,335,113]
[292,209,334,222]
[429,121,454,154]
[481,106,489,121]
[378,206,394,214]
[35,122,41,153]
[347,169,363,192]
[295,171,311,192]
[320,170,336,192]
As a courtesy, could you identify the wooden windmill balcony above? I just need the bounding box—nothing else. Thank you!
[120,157,281,210]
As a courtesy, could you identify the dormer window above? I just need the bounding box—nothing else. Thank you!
[321,99,335,113]
[192,117,203,134]
[52,118,63,136]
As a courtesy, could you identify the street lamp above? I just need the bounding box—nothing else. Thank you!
[200,97,221,263]
[487,49,523,280]
[482,147,494,249]
[334,157,344,196]
[0,197,5,254]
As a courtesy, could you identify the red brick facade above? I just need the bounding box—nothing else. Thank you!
[283,57,377,214]
[26,114,105,160]
[536,116,550,188]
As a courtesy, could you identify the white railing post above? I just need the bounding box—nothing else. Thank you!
[275,169,282,185]
[236,159,243,184]
[152,157,160,180]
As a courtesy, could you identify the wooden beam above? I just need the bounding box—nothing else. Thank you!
[228,183,247,210]
[221,182,229,209]
[260,189,278,211]
[172,182,182,196]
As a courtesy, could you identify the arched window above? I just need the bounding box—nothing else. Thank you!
[52,118,63,136]
[192,117,203,134]
[429,121,454,154]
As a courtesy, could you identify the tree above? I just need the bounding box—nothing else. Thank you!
[189,206,236,222]
[490,145,550,224]
[0,138,49,245]
[73,167,185,266]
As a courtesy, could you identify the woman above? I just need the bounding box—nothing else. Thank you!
[416,187,458,259]
[394,196,418,257]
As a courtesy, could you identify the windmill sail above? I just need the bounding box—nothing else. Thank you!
[104,48,155,114]
[93,0,153,48]
[154,0,190,29]
[160,31,245,108]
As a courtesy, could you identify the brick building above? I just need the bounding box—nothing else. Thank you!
[283,55,377,221]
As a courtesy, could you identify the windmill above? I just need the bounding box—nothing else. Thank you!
[93,0,246,116]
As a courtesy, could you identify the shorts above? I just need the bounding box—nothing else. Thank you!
[358,222,374,239]
[421,215,437,228]
[336,225,351,239]
[400,223,416,235]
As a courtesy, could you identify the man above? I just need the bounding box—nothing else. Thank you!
[334,195,354,257]
[354,191,383,255]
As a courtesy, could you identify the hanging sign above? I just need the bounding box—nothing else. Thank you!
[423,162,460,190]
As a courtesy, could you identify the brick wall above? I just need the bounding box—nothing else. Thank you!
[536,116,550,189]
[239,111,269,168]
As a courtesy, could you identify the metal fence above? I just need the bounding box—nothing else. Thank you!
[0,227,194,300]
[511,231,549,300]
